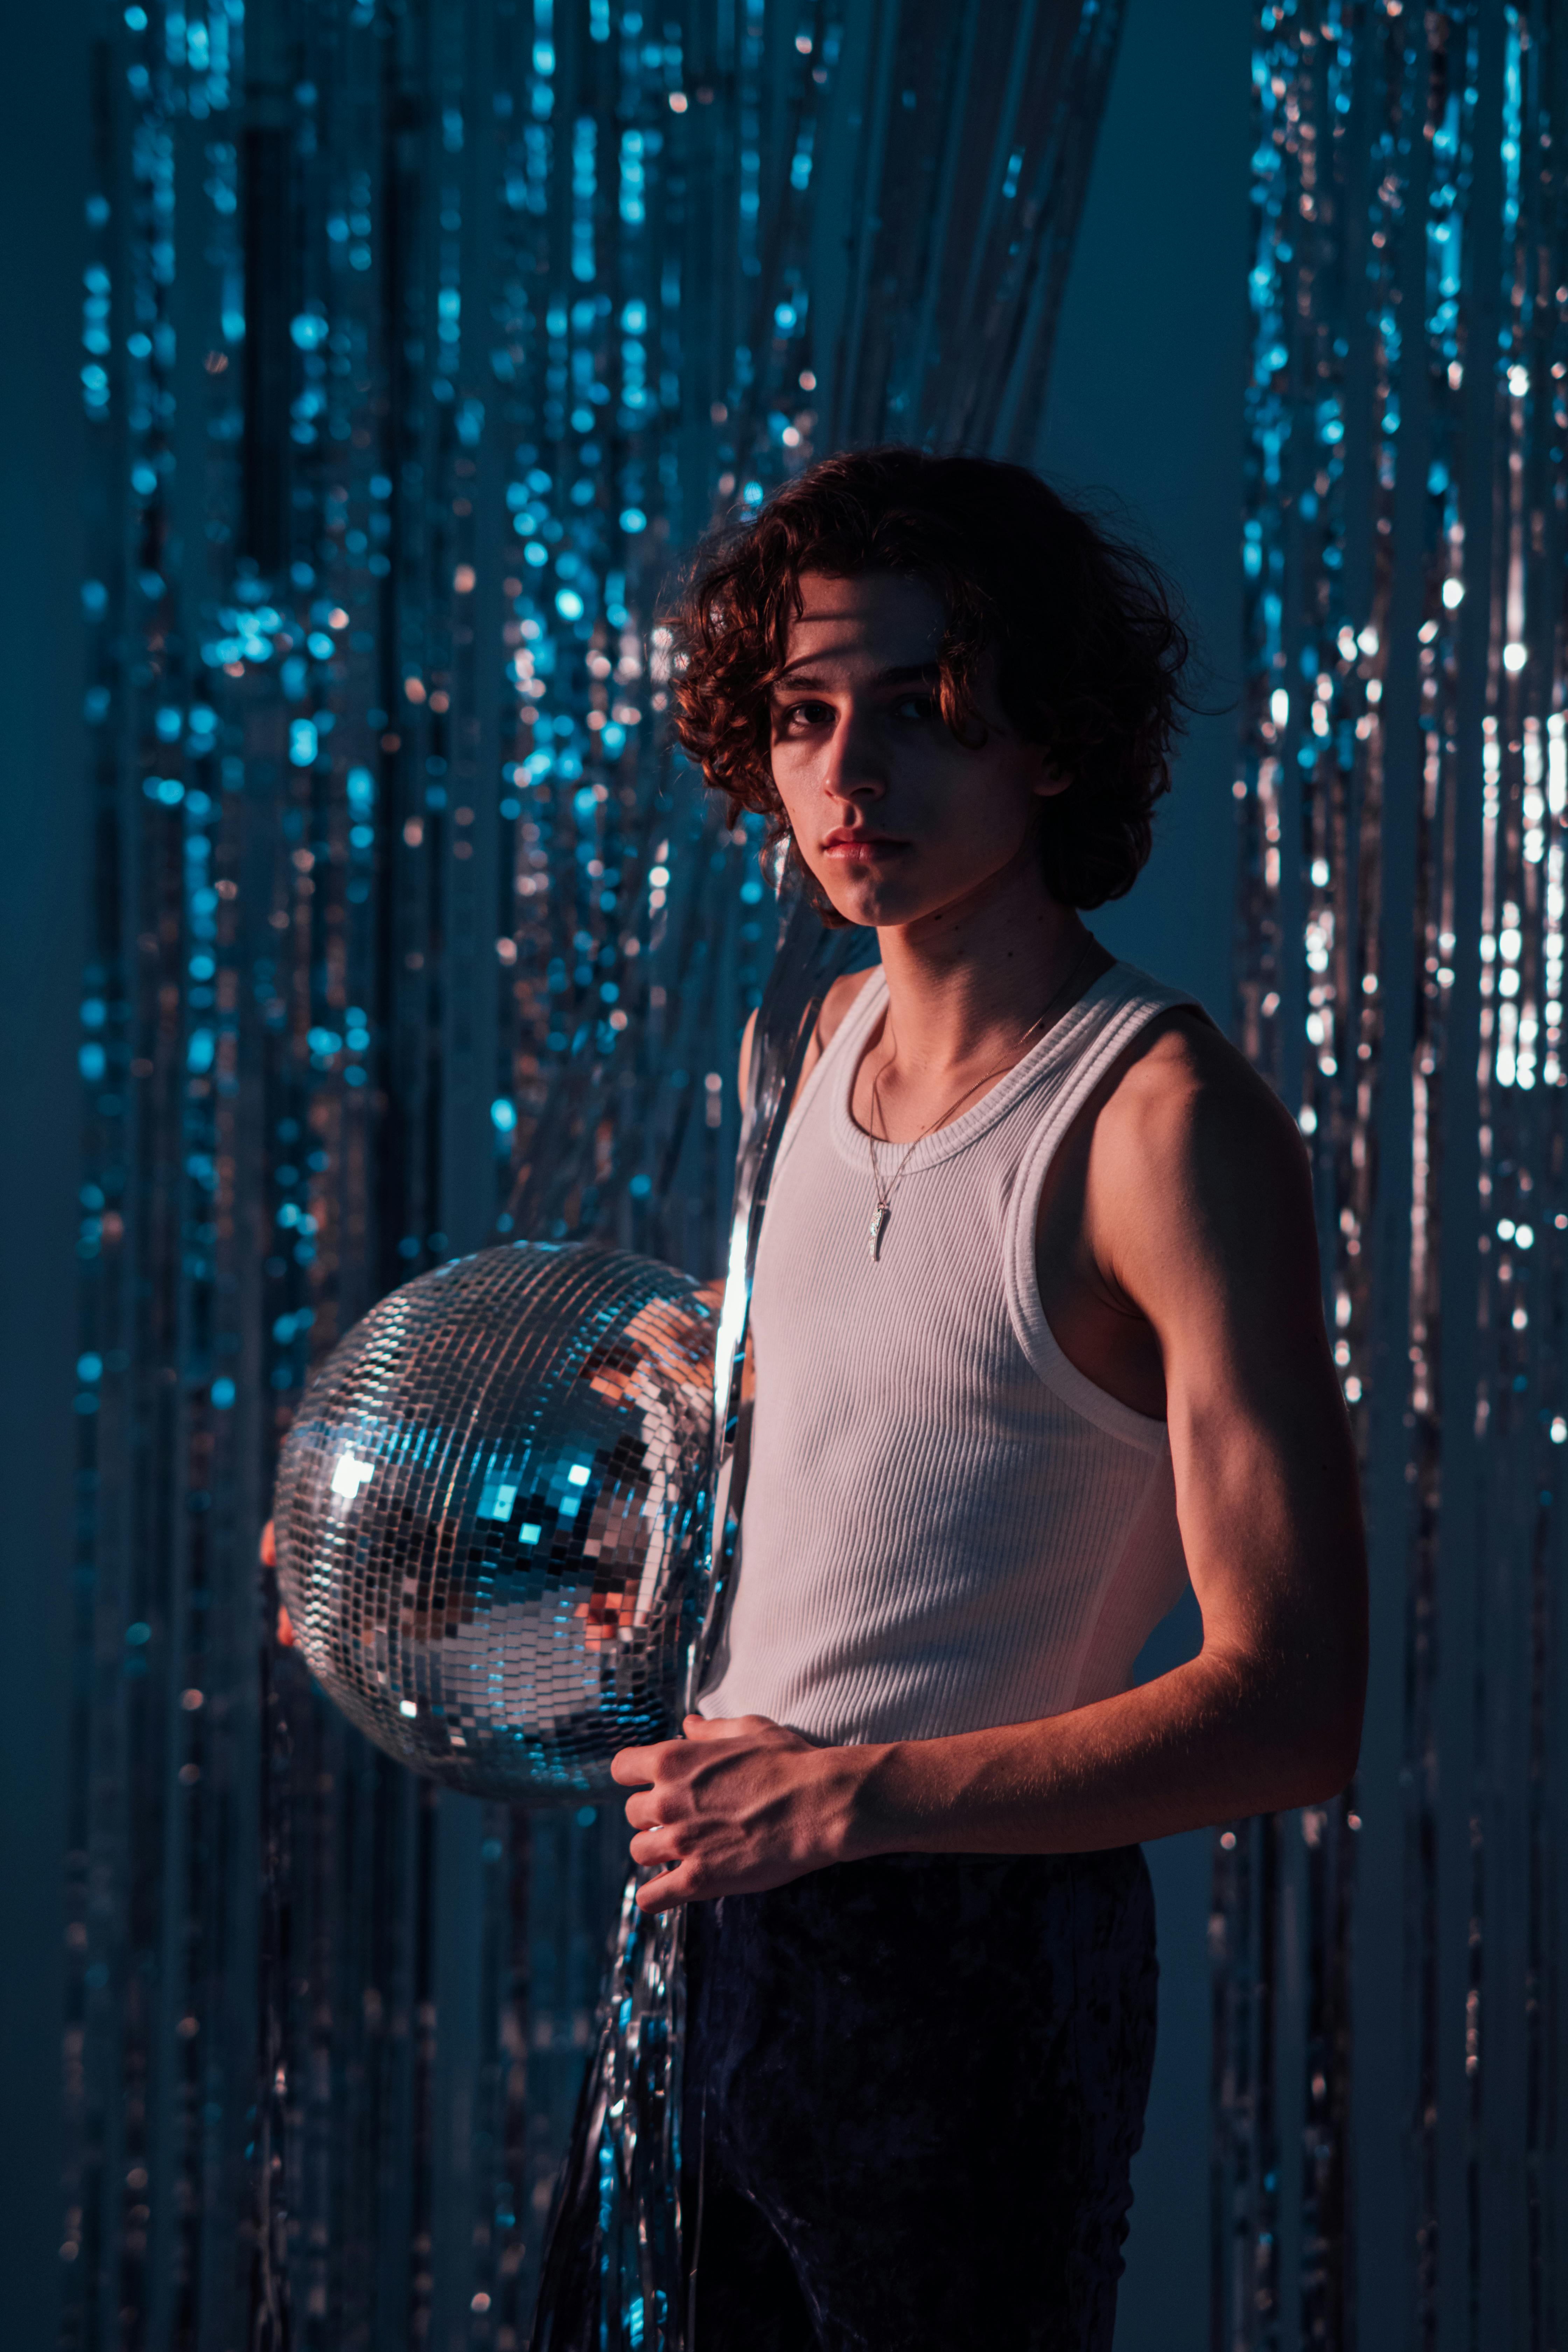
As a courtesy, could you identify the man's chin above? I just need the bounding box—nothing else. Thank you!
[813,873,985,936]
[815,881,904,930]
[805,860,926,931]
[831,838,1057,938]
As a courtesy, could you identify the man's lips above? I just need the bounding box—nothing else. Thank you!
[818,832,908,861]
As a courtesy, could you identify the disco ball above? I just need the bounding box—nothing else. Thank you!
[273,1242,715,1802]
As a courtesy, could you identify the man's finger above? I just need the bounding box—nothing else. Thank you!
[681,1712,775,1741]
[609,1741,673,1785]
[635,1865,698,1911]
[623,1789,671,1830]
[628,1826,682,1869]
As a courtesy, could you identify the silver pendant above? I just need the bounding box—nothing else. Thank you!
[869,1202,890,1262]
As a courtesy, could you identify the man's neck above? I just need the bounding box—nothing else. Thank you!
[872,853,1096,1081]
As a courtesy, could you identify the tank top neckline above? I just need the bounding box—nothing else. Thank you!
[821,959,1137,1180]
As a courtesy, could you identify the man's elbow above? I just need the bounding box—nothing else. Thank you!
[1289,1746,1359,1809]
[1225,1629,1366,1808]
[1278,1685,1366,1807]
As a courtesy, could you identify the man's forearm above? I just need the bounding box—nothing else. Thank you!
[840,1646,1362,1861]
[616,1618,1365,1909]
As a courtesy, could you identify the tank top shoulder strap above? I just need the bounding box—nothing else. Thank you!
[772,963,887,1178]
[1028,960,1203,1117]
[1001,961,1205,1436]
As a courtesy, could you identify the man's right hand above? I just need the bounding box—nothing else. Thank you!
[259,1520,296,1647]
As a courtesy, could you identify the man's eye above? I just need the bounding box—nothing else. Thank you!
[891,694,936,722]
[780,699,832,731]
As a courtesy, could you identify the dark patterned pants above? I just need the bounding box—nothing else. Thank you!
[682,1847,1157,2352]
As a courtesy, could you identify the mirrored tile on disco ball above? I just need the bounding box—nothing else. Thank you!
[274,1242,715,1801]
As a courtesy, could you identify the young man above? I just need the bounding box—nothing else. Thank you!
[610,449,1367,2350]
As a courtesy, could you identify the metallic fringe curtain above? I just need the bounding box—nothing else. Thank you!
[1224,5,1568,2346]
[63,4,1120,2346]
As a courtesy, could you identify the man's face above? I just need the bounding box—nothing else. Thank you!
[767,568,1064,932]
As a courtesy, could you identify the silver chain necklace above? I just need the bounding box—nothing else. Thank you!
[864,936,1097,1264]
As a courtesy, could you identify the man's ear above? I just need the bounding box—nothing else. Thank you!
[1032,759,1073,803]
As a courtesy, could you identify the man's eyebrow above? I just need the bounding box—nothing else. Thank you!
[769,660,939,694]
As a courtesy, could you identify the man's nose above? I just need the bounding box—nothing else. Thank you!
[820,707,886,803]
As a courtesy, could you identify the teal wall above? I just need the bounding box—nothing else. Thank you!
[0,8,90,2349]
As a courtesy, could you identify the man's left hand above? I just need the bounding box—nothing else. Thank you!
[610,1714,870,1910]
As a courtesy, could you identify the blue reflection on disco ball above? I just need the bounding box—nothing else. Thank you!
[274,1242,715,1802]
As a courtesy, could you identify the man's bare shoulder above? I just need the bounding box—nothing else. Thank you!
[1103,1007,1299,1147]
[1089,1008,1315,1279]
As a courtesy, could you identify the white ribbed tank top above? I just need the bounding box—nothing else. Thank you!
[696,959,1198,1746]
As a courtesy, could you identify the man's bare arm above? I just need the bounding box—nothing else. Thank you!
[613,1021,1368,1906]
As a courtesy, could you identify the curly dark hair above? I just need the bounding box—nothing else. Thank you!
[667,445,1192,910]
